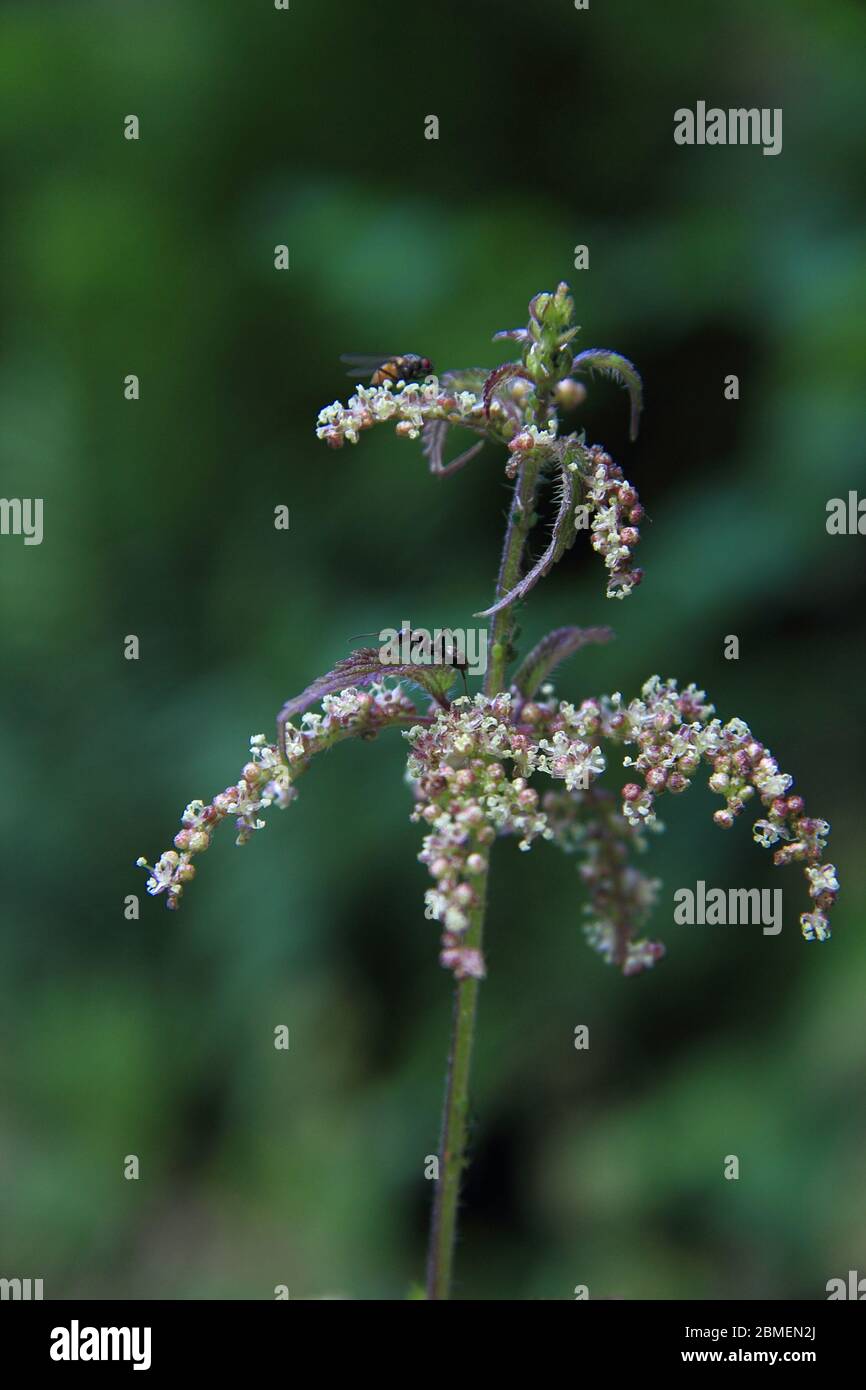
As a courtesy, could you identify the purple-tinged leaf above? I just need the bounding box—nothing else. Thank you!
[278,647,454,726]
[492,327,530,343]
[571,349,644,441]
[512,625,615,700]
[475,457,581,618]
[481,362,532,416]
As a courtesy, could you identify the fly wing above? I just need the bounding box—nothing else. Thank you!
[340,354,390,379]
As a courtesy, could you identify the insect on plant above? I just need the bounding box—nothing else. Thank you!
[340,352,434,386]
[139,283,839,1300]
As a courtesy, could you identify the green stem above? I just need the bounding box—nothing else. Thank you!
[486,453,544,694]
[425,415,545,1301]
[424,859,489,1301]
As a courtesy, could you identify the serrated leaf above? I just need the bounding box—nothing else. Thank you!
[278,647,454,724]
[571,348,644,441]
[475,456,581,618]
[512,625,615,699]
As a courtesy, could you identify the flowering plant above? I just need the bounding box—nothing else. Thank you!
[139,284,838,1298]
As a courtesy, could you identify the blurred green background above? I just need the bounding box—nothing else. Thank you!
[1,0,864,1300]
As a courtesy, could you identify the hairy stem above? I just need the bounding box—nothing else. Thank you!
[424,857,489,1301]
[425,407,545,1300]
[486,452,544,693]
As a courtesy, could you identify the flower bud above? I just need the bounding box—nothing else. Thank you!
[509,431,534,453]
[553,378,587,410]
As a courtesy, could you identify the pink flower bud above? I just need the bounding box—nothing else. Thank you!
[509,432,534,453]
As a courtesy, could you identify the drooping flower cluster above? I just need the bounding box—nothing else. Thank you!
[575,444,644,599]
[534,675,839,944]
[139,668,839,974]
[138,684,417,910]
[543,786,664,975]
[405,693,556,980]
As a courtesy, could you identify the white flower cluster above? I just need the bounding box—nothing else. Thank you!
[316,377,484,448]
[138,684,416,910]
[140,671,838,972]
[537,729,606,791]
[408,693,564,978]
[575,675,840,942]
[406,697,538,978]
[136,734,294,908]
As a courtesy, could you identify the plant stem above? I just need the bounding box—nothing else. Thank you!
[486,453,544,695]
[425,443,544,1300]
[424,859,489,1301]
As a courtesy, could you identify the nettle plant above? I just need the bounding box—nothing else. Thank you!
[139,284,838,1299]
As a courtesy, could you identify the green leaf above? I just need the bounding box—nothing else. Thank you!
[571,348,644,441]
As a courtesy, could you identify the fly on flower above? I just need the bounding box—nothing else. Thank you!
[340,353,433,386]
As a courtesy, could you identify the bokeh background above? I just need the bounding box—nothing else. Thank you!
[1,0,864,1300]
